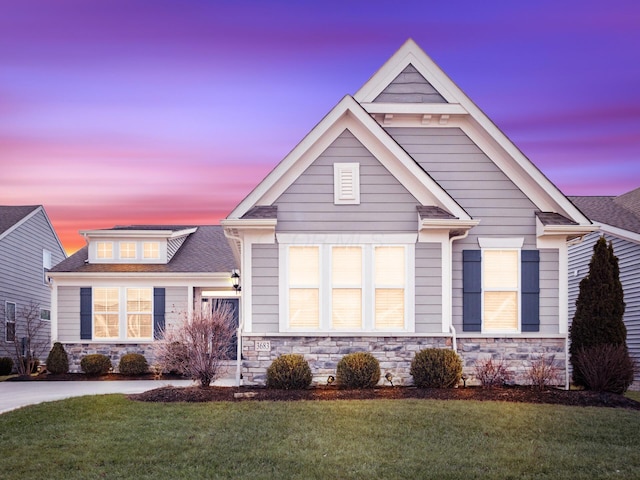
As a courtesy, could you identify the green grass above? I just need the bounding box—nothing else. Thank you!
[626,390,640,402]
[1,396,639,479]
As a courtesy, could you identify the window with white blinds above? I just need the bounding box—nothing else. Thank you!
[289,246,320,329]
[285,244,409,332]
[483,249,519,332]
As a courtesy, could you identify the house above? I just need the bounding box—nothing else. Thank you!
[0,205,66,366]
[48,225,238,372]
[221,39,596,386]
[568,188,640,388]
[50,39,598,386]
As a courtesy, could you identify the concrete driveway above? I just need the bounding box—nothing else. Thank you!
[0,379,197,414]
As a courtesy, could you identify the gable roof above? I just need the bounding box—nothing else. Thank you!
[226,94,471,222]
[0,205,40,239]
[570,188,640,238]
[50,225,236,274]
[355,39,591,226]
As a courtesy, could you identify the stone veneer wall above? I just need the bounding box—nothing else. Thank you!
[63,343,157,373]
[242,336,567,386]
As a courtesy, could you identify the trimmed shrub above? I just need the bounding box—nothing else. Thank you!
[46,342,69,374]
[119,353,149,376]
[336,352,380,389]
[80,354,112,376]
[573,343,635,394]
[0,357,13,375]
[525,355,560,390]
[474,357,512,388]
[266,354,313,390]
[410,348,462,388]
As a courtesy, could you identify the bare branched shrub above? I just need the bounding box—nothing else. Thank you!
[573,344,635,394]
[473,357,513,388]
[525,355,561,390]
[0,302,49,376]
[155,301,236,388]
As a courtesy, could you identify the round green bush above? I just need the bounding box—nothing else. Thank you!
[336,352,380,389]
[80,354,112,376]
[266,354,313,390]
[46,342,69,374]
[118,353,149,376]
[0,357,13,375]
[410,348,462,388]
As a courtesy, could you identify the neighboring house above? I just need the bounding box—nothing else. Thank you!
[48,226,238,372]
[221,39,596,386]
[0,205,66,366]
[568,188,640,387]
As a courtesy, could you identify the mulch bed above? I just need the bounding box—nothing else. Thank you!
[129,384,640,410]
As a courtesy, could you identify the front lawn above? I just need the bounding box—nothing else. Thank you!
[0,396,638,479]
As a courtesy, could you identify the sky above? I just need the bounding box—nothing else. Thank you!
[1,0,639,254]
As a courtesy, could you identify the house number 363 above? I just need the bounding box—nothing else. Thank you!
[255,341,271,352]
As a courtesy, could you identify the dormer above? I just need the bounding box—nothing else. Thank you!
[80,226,197,264]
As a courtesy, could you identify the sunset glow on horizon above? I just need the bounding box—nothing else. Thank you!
[2,1,639,254]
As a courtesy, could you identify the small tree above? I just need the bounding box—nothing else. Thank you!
[155,301,236,388]
[46,342,69,374]
[570,236,629,388]
[0,302,49,376]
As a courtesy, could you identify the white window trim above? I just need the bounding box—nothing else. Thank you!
[96,241,114,260]
[334,162,360,205]
[279,242,414,333]
[143,242,161,260]
[119,241,137,260]
[92,287,154,341]
[5,301,16,343]
[481,248,521,334]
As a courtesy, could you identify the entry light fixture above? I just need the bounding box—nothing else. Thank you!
[231,269,241,293]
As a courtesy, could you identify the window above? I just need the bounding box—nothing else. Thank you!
[5,302,16,342]
[92,287,153,340]
[334,163,360,204]
[126,288,152,339]
[93,288,119,338]
[143,242,160,259]
[40,309,51,321]
[120,242,137,260]
[288,246,320,329]
[43,249,52,284]
[96,242,113,259]
[332,246,362,329]
[284,243,411,332]
[483,249,519,332]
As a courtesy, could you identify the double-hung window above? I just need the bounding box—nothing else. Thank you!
[283,241,412,332]
[482,249,519,332]
[93,287,153,340]
[5,302,16,342]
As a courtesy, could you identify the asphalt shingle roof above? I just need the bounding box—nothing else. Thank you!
[50,225,237,273]
[0,205,40,236]
[416,205,457,220]
[535,211,578,226]
[241,206,278,219]
[569,188,640,235]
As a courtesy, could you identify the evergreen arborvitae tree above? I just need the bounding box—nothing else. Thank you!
[45,342,69,374]
[569,236,627,386]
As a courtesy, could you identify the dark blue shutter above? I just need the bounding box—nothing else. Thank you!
[80,288,92,340]
[462,250,482,332]
[521,250,540,332]
[153,288,165,339]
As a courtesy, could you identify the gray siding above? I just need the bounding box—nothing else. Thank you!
[275,129,420,233]
[57,285,188,341]
[167,236,188,261]
[415,242,442,333]
[569,232,640,382]
[374,64,447,104]
[0,209,65,354]
[251,244,279,333]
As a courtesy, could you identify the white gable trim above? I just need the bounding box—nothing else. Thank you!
[355,39,591,226]
[597,223,640,244]
[228,95,470,221]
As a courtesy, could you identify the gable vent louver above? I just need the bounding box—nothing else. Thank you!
[334,163,360,205]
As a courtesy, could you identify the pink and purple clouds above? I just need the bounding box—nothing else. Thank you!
[1,1,639,253]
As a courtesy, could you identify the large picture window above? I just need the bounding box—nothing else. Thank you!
[283,243,412,332]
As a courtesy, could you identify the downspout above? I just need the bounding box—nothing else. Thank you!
[224,228,244,387]
[449,231,470,352]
